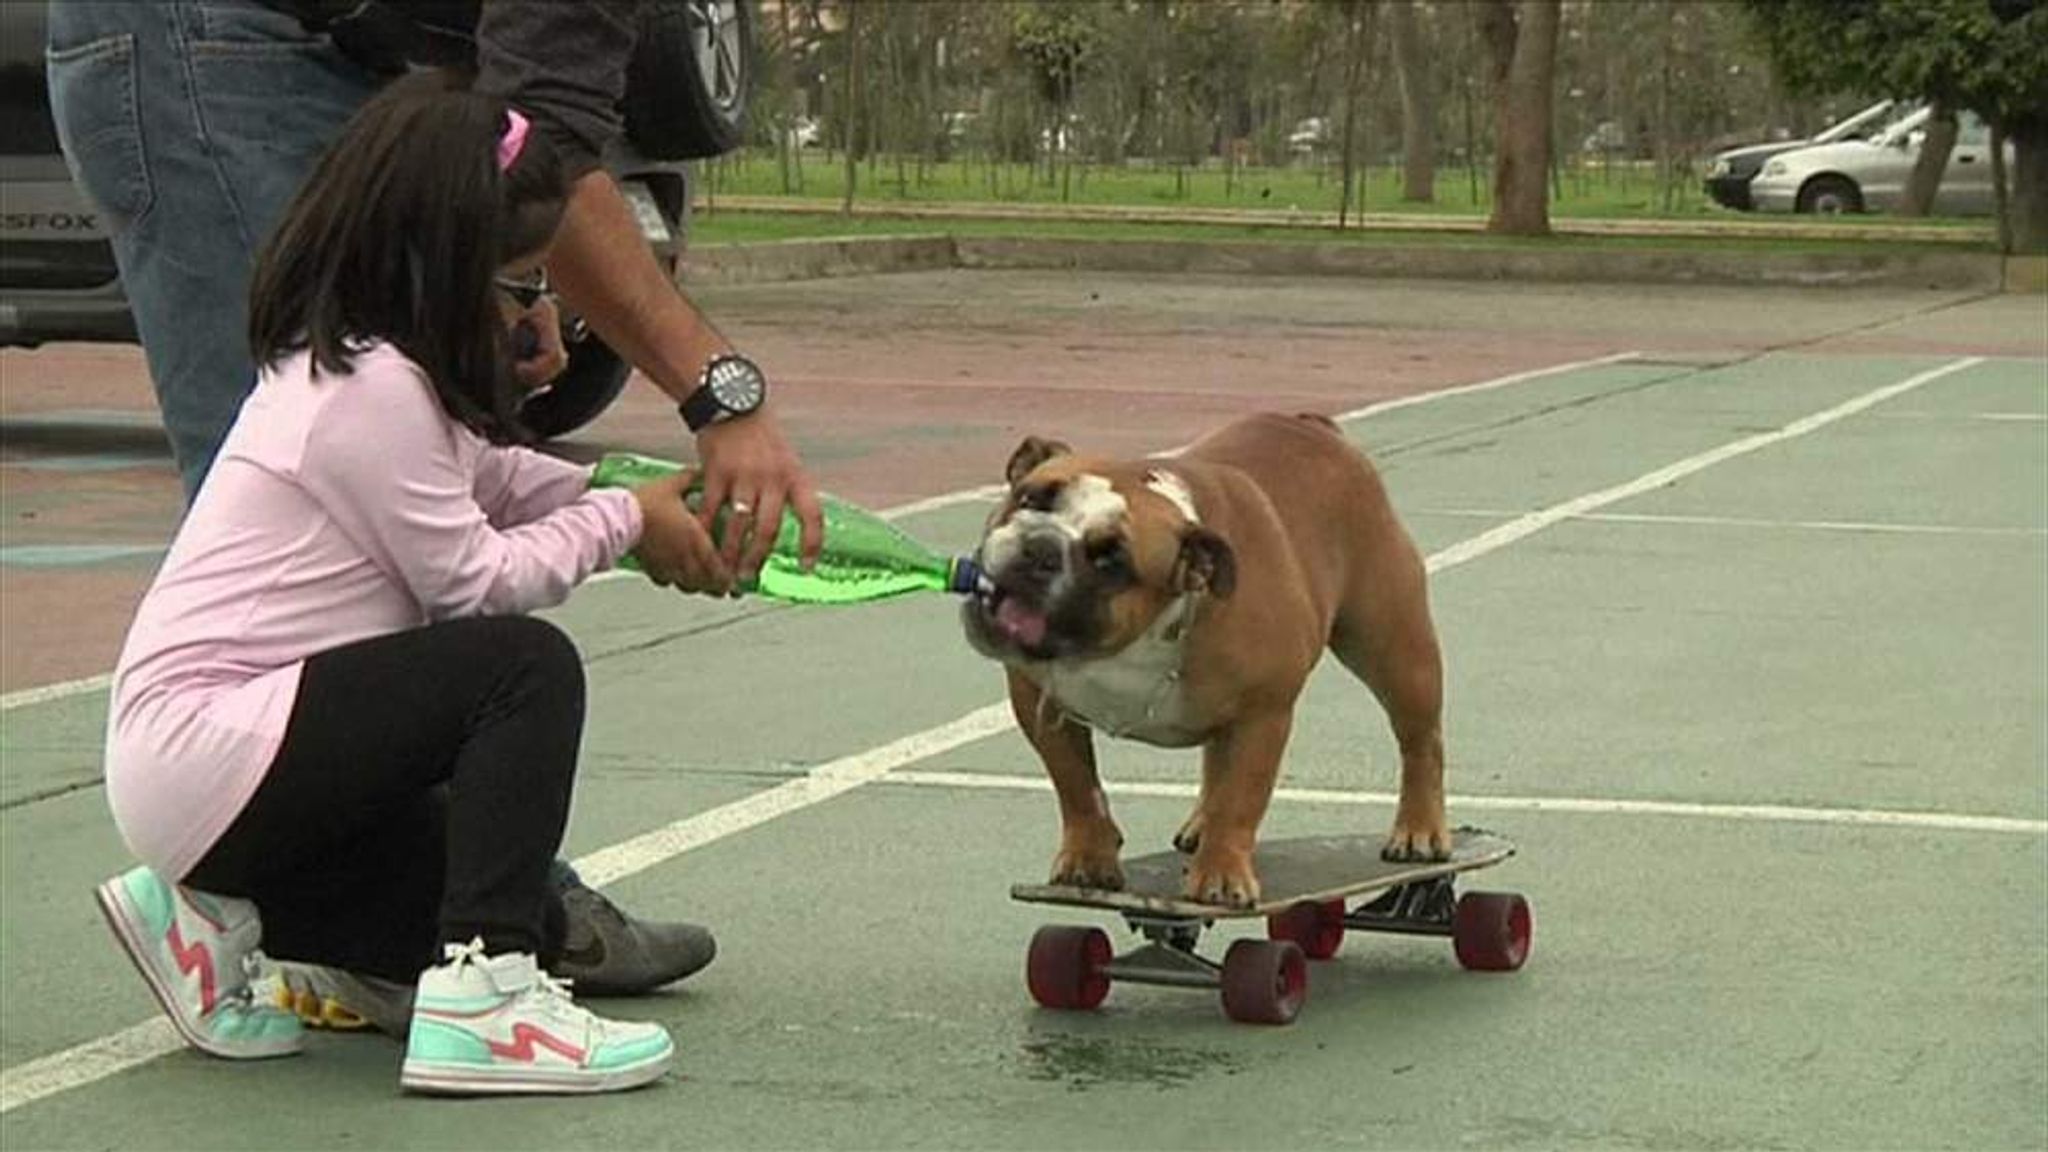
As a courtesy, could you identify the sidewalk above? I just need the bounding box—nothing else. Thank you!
[695,193,1992,246]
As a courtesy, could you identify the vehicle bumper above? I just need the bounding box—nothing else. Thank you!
[1747,179,1800,214]
[0,289,137,348]
[1703,174,1755,211]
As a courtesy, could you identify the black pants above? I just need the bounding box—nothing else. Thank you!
[184,616,582,983]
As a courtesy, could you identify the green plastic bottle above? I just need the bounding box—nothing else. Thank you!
[589,451,987,604]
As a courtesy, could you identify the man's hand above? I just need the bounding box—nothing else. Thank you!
[695,408,824,587]
[629,470,733,595]
[542,172,824,583]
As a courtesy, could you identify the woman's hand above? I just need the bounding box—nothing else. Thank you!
[629,470,734,595]
[510,298,569,390]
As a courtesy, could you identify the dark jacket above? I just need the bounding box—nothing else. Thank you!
[261,0,641,180]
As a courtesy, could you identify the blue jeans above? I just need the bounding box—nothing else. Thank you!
[46,0,379,501]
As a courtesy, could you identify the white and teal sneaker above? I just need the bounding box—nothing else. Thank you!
[400,939,672,1096]
[93,866,304,1060]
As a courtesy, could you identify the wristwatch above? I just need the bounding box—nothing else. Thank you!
[679,353,768,431]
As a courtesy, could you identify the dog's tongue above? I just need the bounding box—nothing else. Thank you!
[995,598,1049,647]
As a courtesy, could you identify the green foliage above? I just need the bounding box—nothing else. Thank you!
[1744,0,2048,131]
[1009,2,1101,107]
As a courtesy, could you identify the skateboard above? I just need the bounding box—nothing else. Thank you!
[1010,827,1529,1025]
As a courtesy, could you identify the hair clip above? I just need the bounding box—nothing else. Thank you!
[497,108,530,172]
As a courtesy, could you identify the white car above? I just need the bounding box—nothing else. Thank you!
[1748,107,2012,216]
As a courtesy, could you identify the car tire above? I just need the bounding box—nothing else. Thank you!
[518,337,632,440]
[621,0,752,160]
[1795,175,1864,215]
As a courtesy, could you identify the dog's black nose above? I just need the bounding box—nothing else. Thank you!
[1021,534,1064,579]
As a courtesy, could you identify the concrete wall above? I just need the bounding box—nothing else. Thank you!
[681,234,2012,294]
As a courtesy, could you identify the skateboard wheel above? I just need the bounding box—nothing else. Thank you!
[1452,891,1532,972]
[1026,925,1112,1011]
[1220,939,1307,1025]
[1266,900,1346,960]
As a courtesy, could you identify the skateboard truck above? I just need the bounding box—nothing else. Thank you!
[1344,876,1458,936]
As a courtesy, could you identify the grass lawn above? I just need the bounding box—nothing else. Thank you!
[686,209,1997,257]
[694,149,1988,233]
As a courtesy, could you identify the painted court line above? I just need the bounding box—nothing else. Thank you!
[0,350,1639,713]
[0,351,1639,1111]
[1423,358,1984,575]
[882,771,2048,837]
[0,353,1978,1112]
[1420,508,2047,539]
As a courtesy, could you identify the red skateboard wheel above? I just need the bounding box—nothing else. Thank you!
[1266,899,1346,960]
[1452,891,1532,972]
[1220,939,1307,1025]
[1025,925,1112,1010]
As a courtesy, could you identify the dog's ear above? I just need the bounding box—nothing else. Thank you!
[1174,527,1237,599]
[1005,436,1071,486]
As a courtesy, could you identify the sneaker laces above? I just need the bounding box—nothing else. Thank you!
[441,937,578,1002]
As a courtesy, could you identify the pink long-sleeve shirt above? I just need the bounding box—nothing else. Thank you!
[105,342,643,880]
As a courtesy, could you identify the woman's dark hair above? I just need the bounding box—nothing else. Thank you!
[248,69,569,443]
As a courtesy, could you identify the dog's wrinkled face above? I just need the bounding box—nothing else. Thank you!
[962,436,1235,663]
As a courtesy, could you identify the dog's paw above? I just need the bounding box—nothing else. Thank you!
[1050,823,1126,890]
[1171,808,1207,855]
[1183,846,1260,908]
[1381,817,1453,862]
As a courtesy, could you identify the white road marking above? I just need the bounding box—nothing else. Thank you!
[0,352,1984,1112]
[882,770,2048,837]
[1423,358,1985,576]
[572,705,1015,888]
[1417,508,2046,539]
[0,1020,180,1117]
[0,351,1641,713]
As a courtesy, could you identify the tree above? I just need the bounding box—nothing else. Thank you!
[1388,0,1435,203]
[1744,0,2048,252]
[1483,0,1562,236]
[1899,102,1959,217]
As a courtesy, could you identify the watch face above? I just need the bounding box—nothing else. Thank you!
[706,357,765,413]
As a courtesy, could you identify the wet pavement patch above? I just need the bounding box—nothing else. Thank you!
[1009,1033,1247,1091]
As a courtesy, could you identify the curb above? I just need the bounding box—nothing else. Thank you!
[679,234,956,285]
[683,233,2009,293]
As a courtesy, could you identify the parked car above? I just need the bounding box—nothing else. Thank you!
[1748,106,2013,217]
[0,0,753,440]
[1702,99,1899,211]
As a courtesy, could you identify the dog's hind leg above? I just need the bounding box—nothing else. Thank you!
[1328,536,1452,862]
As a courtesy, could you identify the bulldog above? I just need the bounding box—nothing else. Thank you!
[961,411,1450,908]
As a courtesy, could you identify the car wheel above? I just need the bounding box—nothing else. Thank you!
[1796,175,1863,215]
[518,336,632,440]
[621,0,752,160]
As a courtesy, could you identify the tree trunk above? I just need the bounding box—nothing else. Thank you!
[2013,120,2048,255]
[841,0,860,216]
[1389,0,1435,203]
[1486,0,1560,236]
[1337,0,1365,228]
[1898,103,1958,218]
[1990,122,2011,255]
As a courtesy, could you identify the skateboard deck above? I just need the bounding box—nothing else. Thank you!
[1011,827,1514,919]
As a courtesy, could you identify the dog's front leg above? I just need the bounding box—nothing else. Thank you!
[1184,708,1294,907]
[1009,670,1124,889]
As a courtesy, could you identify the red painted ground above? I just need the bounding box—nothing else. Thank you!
[0,269,2004,694]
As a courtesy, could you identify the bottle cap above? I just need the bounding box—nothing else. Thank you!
[949,556,991,597]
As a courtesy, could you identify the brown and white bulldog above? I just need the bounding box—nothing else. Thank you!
[960,411,1451,908]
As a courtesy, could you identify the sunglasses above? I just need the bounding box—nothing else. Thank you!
[493,267,552,310]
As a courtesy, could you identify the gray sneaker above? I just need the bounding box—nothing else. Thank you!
[269,961,416,1035]
[553,882,717,996]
